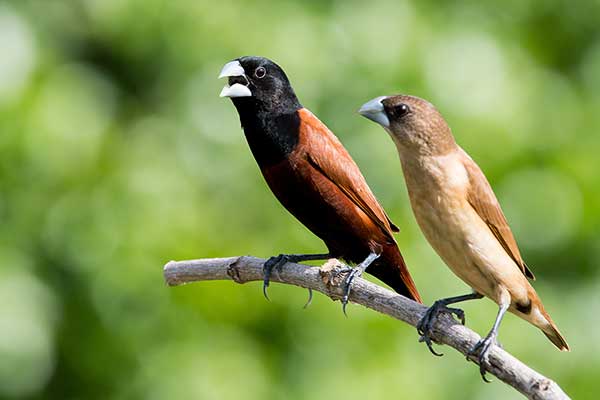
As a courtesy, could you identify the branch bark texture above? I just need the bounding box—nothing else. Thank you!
[164,256,570,400]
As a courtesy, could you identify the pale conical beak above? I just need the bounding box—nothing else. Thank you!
[219,84,252,98]
[358,96,389,127]
[218,60,245,78]
[218,60,252,98]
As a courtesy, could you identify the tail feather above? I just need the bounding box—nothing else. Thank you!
[542,329,569,351]
[367,246,422,303]
[539,308,570,351]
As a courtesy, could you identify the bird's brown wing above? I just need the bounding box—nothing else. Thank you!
[297,109,399,240]
[463,151,535,280]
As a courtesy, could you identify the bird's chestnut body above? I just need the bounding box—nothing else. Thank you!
[221,57,421,302]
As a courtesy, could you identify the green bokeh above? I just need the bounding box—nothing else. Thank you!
[1,0,599,398]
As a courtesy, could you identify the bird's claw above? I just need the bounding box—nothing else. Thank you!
[303,288,313,309]
[467,333,497,382]
[262,254,290,301]
[263,254,315,307]
[340,266,361,316]
[416,300,466,356]
[448,307,465,325]
[418,334,444,356]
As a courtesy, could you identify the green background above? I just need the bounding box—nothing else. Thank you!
[1,0,599,398]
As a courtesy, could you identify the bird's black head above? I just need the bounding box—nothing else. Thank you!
[219,56,301,116]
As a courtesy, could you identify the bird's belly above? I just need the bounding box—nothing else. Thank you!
[411,192,522,301]
[260,158,386,262]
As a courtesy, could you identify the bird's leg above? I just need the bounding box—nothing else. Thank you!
[341,252,380,316]
[418,292,484,356]
[262,253,331,304]
[468,302,509,382]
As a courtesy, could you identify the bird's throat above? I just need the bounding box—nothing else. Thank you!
[236,104,301,167]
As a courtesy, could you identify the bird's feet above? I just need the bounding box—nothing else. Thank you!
[339,252,380,316]
[417,300,466,357]
[263,254,293,301]
[262,254,313,307]
[467,332,498,382]
[341,267,363,316]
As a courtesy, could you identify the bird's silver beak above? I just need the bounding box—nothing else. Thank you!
[218,60,252,98]
[358,96,389,127]
[218,60,245,79]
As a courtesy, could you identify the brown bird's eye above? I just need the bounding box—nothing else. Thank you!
[255,66,266,79]
[395,104,410,117]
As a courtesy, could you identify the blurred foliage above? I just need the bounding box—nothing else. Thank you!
[0,0,599,398]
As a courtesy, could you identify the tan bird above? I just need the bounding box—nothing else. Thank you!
[359,94,569,379]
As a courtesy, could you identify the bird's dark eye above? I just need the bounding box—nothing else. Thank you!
[255,66,266,79]
[394,104,410,117]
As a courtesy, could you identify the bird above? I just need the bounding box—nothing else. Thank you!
[358,94,569,379]
[218,56,421,311]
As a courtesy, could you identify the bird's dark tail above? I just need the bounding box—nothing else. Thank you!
[367,245,422,303]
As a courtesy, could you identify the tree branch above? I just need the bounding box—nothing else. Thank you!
[163,256,570,400]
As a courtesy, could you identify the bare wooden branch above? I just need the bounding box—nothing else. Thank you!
[164,256,570,400]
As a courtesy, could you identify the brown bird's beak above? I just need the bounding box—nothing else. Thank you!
[358,96,390,127]
[218,60,252,98]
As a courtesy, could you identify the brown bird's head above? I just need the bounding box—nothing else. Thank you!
[359,95,456,156]
[218,56,301,116]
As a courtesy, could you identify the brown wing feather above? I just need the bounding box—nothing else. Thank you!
[298,108,399,239]
[462,150,535,280]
